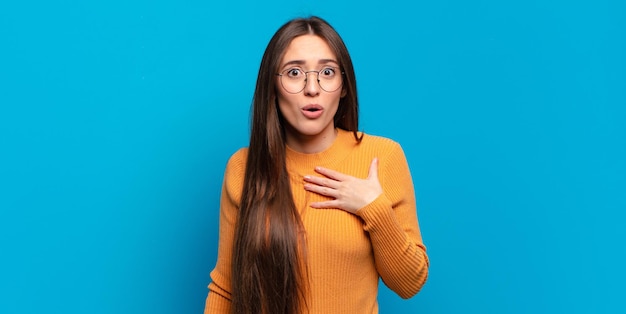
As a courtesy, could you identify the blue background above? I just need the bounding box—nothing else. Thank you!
[1,0,624,313]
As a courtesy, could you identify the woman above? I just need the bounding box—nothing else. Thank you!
[205,16,428,314]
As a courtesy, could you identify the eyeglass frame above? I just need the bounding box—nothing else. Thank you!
[275,66,345,94]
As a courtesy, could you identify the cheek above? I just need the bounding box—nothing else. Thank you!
[277,94,297,118]
[329,93,342,111]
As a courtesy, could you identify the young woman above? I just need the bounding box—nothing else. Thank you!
[205,16,429,314]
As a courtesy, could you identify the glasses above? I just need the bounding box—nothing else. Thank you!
[276,66,344,94]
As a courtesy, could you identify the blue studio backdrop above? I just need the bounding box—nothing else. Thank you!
[1,1,624,313]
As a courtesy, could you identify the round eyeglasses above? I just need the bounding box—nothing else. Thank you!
[276,66,344,94]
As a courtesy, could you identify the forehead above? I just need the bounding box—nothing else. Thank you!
[280,34,337,66]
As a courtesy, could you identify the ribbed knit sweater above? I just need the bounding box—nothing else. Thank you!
[205,129,429,313]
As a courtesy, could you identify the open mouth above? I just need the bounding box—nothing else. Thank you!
[301,105,324,118]
[302,105,323,112]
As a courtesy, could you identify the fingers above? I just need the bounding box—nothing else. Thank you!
[309,200,340,209]
[303,182,339,198]
[314,166,348,181]
[303,174,340,189]
[303,159,381,213]
[315,158,378,182]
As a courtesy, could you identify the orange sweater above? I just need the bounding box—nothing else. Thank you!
[205,129,429,313]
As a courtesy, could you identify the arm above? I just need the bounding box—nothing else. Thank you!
[356,143,428,298]
[205,150,246,313]
[304,143,428,298]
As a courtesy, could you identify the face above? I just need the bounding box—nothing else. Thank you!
[276,34,345,152]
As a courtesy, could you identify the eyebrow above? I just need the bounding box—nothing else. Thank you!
[281,59,339,68]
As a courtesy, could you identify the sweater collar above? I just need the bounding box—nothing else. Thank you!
[286,128,359,176]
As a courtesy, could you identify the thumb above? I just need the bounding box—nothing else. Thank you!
[367,157,379,181]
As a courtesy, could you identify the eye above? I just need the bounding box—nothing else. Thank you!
[319,67,336,78]
[285,68,304,78]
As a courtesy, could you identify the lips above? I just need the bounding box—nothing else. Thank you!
[301,104,324,119]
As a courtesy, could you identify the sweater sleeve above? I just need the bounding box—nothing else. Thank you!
[355,143,429,299]
[204,150,246,313]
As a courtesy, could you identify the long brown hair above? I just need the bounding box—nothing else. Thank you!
[231,16,361,314]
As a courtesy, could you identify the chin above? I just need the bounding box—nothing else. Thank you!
[300,125,332,136]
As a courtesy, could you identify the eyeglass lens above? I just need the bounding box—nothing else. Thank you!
[279,67,342,94]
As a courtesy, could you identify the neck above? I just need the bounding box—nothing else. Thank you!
[285,127,338,154]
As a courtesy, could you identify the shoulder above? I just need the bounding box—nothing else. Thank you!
[358,132,404,157]
[223,148,248,201]
[357,132,411,175]
[360,132,400,147]
[226,147,248,170]
[358,133,414,193]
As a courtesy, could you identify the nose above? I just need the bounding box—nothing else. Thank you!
[303,72,320,96]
